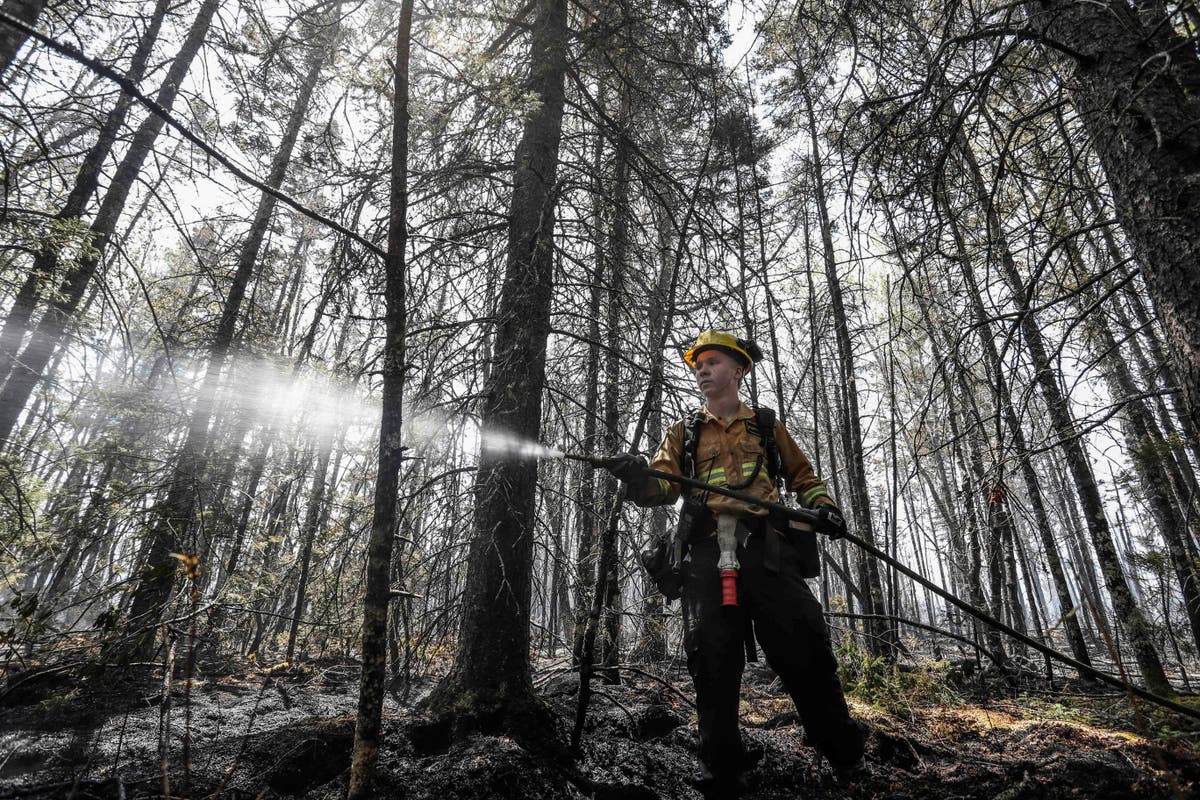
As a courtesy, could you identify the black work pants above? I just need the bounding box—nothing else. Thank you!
[681,529,864,778]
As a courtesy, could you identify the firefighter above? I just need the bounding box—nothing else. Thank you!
[606,330,866,797]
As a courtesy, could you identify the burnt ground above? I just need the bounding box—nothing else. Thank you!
[1,656,1198,800]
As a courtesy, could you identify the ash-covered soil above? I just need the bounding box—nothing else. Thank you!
[1,657,1197,799]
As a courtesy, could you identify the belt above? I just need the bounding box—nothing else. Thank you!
[689,512,768,540]
[692,514,782,576]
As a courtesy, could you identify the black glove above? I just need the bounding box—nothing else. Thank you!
[815,505,848,539]
[603,453,648,485]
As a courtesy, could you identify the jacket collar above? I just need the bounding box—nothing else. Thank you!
[698,401,754,426]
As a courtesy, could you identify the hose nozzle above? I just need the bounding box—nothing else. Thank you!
[716,514,740,607]
[562,451,609,467]
[720,569,739,607]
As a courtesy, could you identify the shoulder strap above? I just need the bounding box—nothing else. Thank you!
[681,409,705,482]
[752,406,783,487]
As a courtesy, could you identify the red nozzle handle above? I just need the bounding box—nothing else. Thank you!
[720,569,738,606]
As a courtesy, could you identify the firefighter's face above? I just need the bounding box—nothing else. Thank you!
[693,349,745,397]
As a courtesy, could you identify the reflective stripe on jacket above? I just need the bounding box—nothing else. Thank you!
[639,401,836,516]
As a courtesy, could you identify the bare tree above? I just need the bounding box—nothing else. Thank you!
[347,0,412,793]
[424,0,569,732]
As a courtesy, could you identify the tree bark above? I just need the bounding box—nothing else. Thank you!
[424,0,568,731]
[0,0,46,78]
[346,0,411,793]
[1027,0,1200,439]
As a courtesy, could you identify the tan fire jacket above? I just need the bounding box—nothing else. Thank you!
[636,401,837,517]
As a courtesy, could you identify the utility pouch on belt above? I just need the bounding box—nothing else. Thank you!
[639,497,707,602]
[677,495,709,542]
[772,509,820,579]
[639,534,682,601]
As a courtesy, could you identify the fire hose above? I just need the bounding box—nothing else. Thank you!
[563,452,1200,724]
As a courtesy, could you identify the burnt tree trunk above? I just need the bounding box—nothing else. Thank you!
[423,0,568,732]
[285,424,335,662]
[596,83,632,683]
[962,133,1174,693]
[570,121,606,665]
[1064,240,1200,653]
[630,189,680,664]
[803,87,894,656]
[346,0,411,794]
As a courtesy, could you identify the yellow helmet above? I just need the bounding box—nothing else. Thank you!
[683,330,765,371]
